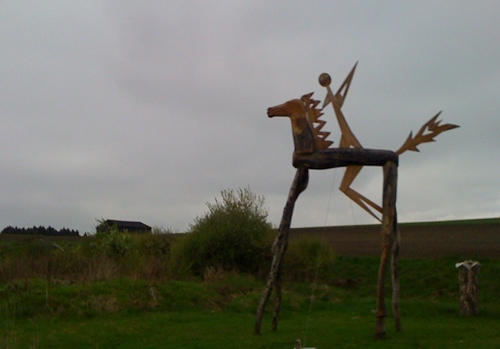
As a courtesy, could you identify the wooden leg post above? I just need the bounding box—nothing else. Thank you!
[254,167,308,335]
[391,210,402,331]
[375,160,398,339]
[272,268,282,331]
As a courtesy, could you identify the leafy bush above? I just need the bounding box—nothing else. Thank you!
[170,187,274,277]
[93,227,134,259]
[135,229,175,257]
[283,235,337,283]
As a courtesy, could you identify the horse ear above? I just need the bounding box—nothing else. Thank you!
[301,92,314,101]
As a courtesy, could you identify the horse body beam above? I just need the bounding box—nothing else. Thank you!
[293,148,398,169]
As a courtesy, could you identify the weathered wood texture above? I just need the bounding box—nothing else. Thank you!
[255,162,401,337]
[456,260,480,316]
[254,167,309,335]
[391,215,402,331]
[293,148,398,169]
[374,160,399,338]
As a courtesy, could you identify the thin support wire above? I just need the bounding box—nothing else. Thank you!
[302,170,337,346]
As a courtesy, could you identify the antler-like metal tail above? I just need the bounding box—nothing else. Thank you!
[395,112,459,155]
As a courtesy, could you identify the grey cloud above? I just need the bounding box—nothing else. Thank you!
[1,1,498,233]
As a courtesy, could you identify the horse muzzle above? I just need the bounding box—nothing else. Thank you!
[267,104,287,118]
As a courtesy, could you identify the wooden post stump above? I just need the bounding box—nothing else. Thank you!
[455,260,480,316]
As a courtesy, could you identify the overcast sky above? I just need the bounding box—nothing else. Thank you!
[1,1,499,234]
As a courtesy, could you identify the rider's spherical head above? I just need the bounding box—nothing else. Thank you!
[319,73,331,87]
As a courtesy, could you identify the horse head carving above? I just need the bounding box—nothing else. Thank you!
[268,93,332,155]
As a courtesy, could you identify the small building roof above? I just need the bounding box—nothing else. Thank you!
[98,219,152,232]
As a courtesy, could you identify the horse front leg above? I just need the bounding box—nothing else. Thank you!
[254,167,309,335]
[272,267,282,331]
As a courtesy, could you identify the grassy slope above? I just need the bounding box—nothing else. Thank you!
[399,217,500,226]
[1,257,498,348]
[1,219,498,347]
[291,217,500,230]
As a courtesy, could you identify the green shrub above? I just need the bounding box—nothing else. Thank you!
[0,240,66,283]
[135,230,175,257]
[93,227,134,259]
[283,235,337,283]
[170,187,274,277]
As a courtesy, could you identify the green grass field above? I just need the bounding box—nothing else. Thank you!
[3,305,499,348]
[1,256,498,348]
[1,214,498,348]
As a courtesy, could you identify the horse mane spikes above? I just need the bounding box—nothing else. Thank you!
[301,92,334,150]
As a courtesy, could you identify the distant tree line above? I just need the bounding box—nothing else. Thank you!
[1,225,80,236]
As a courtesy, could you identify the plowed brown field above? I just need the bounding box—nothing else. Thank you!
[290,218,499,259]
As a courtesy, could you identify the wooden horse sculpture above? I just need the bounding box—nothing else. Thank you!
[254,64,458,338]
